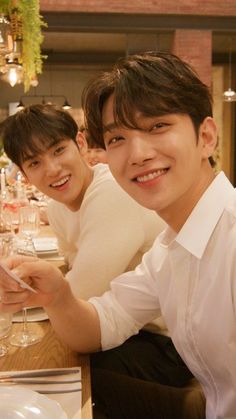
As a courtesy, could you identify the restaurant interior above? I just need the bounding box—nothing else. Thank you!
[0,2,235,418]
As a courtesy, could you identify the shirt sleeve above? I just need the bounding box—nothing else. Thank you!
[89,246,162,349]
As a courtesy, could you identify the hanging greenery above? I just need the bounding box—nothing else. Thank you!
[0,0,47,91]
[0,0,9,15]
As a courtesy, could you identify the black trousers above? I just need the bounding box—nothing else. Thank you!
[90,331,206,419]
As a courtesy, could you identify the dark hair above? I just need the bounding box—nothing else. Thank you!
[79,124,105,150]
[82,51,215,166]
[1,104,79,169]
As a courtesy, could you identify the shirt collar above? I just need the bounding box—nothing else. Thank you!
[174,172,235,259]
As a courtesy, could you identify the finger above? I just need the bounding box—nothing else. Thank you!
[0,273,22,292]
[0,301,25,313]
[4,255,39,270]
[0,289,29,305]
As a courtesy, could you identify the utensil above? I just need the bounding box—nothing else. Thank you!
[0,368,82,395]
[0,367,81,380]
[0,378,81,384]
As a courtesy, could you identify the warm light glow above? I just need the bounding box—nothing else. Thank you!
[30,75,39,87]
[223,88,236,102]
[62,99,72,110]
[1,61,24,86]
[8,67,18,86]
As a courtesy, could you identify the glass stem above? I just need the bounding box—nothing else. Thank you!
[22,308,29,335]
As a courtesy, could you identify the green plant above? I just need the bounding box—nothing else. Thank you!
[0,0,9,15]
[0,0,47,91]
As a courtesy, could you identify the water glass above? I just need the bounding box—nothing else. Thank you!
[0,312,12,357]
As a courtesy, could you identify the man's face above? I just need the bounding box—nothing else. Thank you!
[21,138,93,211]
[85,147,107,166]
[102,95,217,230]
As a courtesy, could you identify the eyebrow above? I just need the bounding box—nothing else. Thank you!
[22,139,65,162]
[22,153,39,163]
[103,122,118,134]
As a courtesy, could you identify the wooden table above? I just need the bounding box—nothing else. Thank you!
[0,320,93,418]
[0,223,93,418]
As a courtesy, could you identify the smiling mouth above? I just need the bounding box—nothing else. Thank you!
[50,175,71,188]
[135,168,168,183]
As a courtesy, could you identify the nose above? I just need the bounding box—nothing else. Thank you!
[44,157,61,176]
[127,134,155,166]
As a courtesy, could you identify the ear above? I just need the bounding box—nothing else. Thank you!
[199,117,218,160]
[76,131,88,156]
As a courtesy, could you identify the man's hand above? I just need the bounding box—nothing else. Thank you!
[0,255,65,312]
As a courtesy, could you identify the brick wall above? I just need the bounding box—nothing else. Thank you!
[172,30,212,87]
[40,0,236,16]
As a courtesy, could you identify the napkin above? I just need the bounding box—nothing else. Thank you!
[0,368,82,419]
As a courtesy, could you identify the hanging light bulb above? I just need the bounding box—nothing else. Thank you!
[0,58,23,87]
[62,99,72,110]
[223,87,236,102]
[16,100,25,110]
[223,38,236,102]
[8,67,18,86]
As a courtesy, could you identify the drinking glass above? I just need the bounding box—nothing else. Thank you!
[10,206,42,347]
[0,312,12,357]
[0,214,14,355]
[19,205,40,255]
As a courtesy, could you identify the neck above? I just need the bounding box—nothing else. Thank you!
[159,169,216,233]
[67,165,94,211]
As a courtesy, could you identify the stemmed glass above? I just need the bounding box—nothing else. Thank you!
[10,206,42,347]
[0,313,12,357]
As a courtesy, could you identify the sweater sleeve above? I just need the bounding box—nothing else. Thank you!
[65,179,159,300]
[47,201,73,266]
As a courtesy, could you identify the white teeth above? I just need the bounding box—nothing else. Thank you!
[136,169,166,183]
[51,176,70,187]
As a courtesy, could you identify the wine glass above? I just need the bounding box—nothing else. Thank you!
[0,211,15,255]
[10,206,42,347]
[0,312,12,357]
[18,205,40,255]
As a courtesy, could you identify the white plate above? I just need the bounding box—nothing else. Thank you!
[16,238,59,258]
[33,237,58,253]
[0,386,67,418]
[13,307,49,322]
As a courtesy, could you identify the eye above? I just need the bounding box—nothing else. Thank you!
[54,145,66,155]
[27,159,40,169]
[150,121,169,132]
[105,135,124,147]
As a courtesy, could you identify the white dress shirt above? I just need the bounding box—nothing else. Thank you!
[90,172,236,419]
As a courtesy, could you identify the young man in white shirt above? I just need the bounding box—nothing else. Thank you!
[1,51,233,418]
[1,104,195,416]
